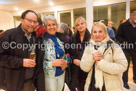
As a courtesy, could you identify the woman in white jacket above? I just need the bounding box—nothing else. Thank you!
[80,22,128,91]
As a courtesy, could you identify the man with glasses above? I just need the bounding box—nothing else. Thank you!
[0,10,38,91]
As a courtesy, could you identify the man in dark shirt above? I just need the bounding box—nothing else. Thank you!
[116,11,136,89]
[0,10,38,91]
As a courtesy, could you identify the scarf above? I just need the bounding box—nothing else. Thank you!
[90,38,112,91]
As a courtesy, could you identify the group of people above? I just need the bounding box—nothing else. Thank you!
[0,9,136,91]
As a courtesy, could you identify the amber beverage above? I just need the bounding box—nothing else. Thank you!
[29,52,36,60]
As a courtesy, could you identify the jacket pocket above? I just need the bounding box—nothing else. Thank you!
[0,68,6,87]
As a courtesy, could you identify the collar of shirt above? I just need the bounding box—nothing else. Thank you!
[21,26,32,42]
[24,33,32,42]
[129,19,136,28]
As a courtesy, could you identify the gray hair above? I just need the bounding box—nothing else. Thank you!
[43,15,58,28]
[131,11,136,16]
[60,23,69,33]
[58,22,70,34]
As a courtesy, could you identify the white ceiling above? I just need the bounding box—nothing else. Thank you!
[0,0,134,12]
[0,0,84,11]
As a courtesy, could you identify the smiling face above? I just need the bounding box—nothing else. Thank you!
[21,12,38,34]
[46,19,57,35]
[92,23,107,42]
[75,17,87,33]
[75,20,87,33]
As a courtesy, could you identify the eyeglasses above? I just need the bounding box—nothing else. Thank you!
[24,18,38,25]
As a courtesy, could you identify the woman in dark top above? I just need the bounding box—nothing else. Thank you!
[70,16,91,91]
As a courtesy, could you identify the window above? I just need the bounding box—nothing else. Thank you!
[73,8,86,23]
[111,3,126,28]
[94,2,126,29]
[60,12,71,28]
[130,1,136,14]
[94,5,108,23]
[42,12,54,17]
[13,16,21,27]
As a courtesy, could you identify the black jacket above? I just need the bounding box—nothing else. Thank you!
[69,29,91,88]
[116,19,136,51]
[0,25,37,90]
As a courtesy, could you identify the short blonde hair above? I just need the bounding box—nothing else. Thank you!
[75,16,86,28]
[108,21,113,25]
[91,22,110,39]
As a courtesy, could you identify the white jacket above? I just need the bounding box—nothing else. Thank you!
[80,38,128,91]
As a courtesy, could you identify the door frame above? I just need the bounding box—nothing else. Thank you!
[57,10,73,29]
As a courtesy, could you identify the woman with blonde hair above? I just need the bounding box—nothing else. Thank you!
[80,22,128,91]
[70,16,91,91]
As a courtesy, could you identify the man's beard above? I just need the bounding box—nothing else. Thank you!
[25,28,34,34]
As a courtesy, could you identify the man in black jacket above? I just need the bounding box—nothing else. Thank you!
[116,11,136,89]
[0,10,38,91]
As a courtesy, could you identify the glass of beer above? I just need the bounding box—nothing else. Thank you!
[29,47,36,60]
[30,52,36,60]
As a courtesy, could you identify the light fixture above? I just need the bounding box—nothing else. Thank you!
[14,7,19,11]
[49,1,54,6]
[34,0,39,3]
